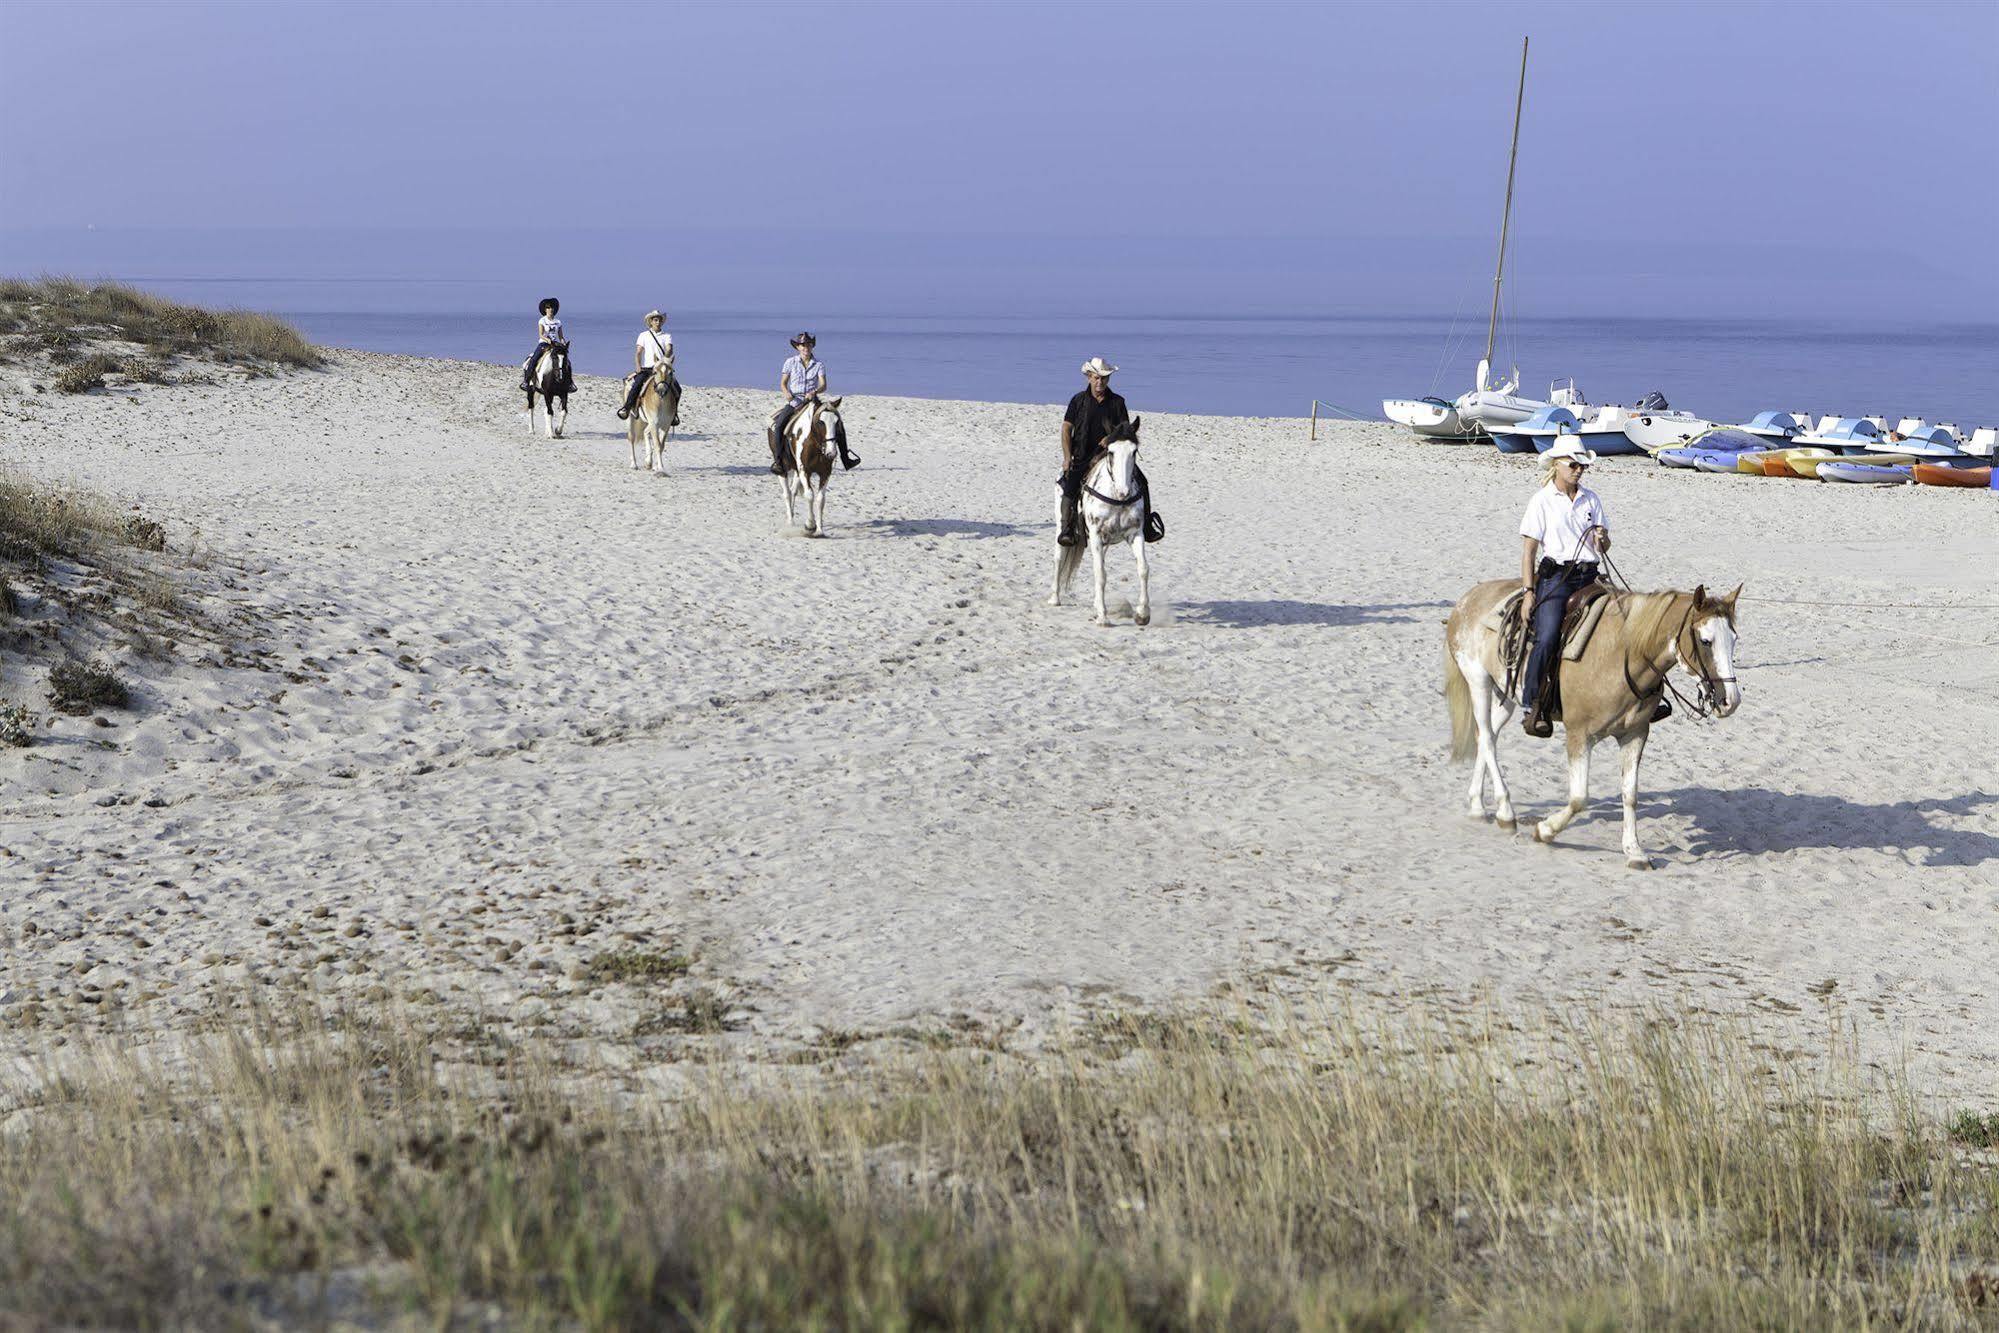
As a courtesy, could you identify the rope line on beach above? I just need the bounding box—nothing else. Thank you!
[1310,398,1376,422]
[1740,596,1999,611]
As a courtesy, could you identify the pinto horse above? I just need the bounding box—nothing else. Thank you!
[778,396,844,536]
[1049,418,1151,627]
[1444,580,1742,867]
[626,362,681,474]
[527,342,570,439]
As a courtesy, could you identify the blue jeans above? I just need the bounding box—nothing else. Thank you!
[1522,561,1599,712]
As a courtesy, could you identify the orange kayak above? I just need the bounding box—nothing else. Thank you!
[1912,463,1992,488]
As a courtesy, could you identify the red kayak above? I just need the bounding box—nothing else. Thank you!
[1911,463,1993,488]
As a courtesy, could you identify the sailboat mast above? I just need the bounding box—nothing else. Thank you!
[1483,36,1529,372]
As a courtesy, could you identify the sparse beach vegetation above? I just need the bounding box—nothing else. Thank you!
[1,997,1993,1329]
[0,276,323,374]
[46,655,130,714]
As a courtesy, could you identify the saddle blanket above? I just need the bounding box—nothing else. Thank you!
[1485,586,1613,662]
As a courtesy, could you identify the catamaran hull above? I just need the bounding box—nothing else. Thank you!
[1383,398,1485,441]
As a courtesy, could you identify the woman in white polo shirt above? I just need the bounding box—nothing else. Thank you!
[1517,435,1609,737]
[616,310,679,423]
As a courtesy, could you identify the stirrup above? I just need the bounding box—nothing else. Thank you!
[1057,526,1081,548]
[1143,511,1165,543]
[616,408,630,420]
[1651,696,1673,722]
[839,448,861,470]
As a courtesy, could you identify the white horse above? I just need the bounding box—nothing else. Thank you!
[527,342,569,439]
[1444,580,1742,868]
[1049,417,1151,627]
[626,362,681,474]
[779,396,843,536]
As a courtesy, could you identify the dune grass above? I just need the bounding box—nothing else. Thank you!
[0,996,1993,1329]
[0,276,321,372]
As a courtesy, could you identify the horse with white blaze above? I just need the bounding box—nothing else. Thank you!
[1049,417,1153,627]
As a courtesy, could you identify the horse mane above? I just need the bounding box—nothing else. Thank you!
[1616,589,1693,659]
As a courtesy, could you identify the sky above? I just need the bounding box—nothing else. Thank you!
[2,0,1994,319]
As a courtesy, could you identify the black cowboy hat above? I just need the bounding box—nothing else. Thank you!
[790,331,816,347]
[539,297,560,315]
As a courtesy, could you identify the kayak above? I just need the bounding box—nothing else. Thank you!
[1656,447,1702,469]
[1913,463,1993,488]
[1818,462,1912,484]
[1760,448,1835,476]
[1736,451,1775,474]
[1691,449,1757,474]
[1789,450,1912,478]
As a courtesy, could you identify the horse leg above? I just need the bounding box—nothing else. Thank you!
[629,413,642,469]
[526,391,538,432]
[782,473,799,529]
[554,394,567,439]
[1462,658,1516,830]
[1090,530,1109,627]
[1534,730,1592,844]
[1618,729,1653,869]
[810,473,827,536]
[1132,531,1151,627]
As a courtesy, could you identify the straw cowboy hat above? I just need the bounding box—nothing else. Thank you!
[1545,435,1599,466]
[1080,356,1118,378]
[645,310,665,322]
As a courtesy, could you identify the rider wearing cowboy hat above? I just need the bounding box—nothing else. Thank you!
[768,332,858,473]
[1517,434,1610,737]
[520,297,575,394]
[617,309,681,423]
[1058,356,1162,547]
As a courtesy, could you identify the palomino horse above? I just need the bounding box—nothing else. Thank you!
[526,342,570,439]
[626,362,681,474]
[1443,580,1742,868]
[1049,418,1151,627]
[778,396,844,536]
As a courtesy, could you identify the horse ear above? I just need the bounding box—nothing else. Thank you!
[1724,582,1742,608]
[826,397,842,409]
[1129,415,1141,434]
[1691,584,1707,609]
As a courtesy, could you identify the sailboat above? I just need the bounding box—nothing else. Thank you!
[1384,37,1566,441]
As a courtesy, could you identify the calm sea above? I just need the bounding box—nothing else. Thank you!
[131,278,1997,428]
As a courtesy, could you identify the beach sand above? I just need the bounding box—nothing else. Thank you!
[2,351,1994,1094]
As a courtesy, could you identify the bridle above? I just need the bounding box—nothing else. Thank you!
[1587,524,1737,721]
[1082,445,1143,507]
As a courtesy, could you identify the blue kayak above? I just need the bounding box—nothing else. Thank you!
[1689,449,1756,473]
[1657,447,1703,469]
[1686,427,1769,453]
[1819,461,1912,484]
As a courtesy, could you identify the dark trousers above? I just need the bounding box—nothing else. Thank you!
[1521,560,1599,712]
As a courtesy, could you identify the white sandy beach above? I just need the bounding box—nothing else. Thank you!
[1,352,1995,1093]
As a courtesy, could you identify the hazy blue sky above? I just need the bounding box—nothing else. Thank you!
[2,0,1993,318]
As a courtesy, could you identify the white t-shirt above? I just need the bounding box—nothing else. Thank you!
[538,314,564,343]
[1519,483,1608,565]
[636,328,674,368]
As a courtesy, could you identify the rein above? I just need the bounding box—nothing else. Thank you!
[1082,448,1143,508]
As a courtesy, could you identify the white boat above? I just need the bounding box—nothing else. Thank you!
[1382,395,1481,441]
[1384,39,1571,442]
[1965,427,1997,459]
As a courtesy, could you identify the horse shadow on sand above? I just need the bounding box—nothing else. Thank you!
[1175,599,1448,629]
[856,517,1039,540]
[1641,787,1999,867]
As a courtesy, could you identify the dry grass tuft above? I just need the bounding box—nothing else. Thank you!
[46,656,130,714]
[0,997,1992,1329]
[0,276,322,371]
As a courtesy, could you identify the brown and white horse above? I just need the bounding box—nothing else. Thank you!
[526,342,569,439]
[1444,581,1742,867]
[779,396,843,536]
[626,362,681,474]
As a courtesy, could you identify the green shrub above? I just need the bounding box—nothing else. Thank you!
[0,277,322,370]
[0,702,31,747]
[52,353,120,394]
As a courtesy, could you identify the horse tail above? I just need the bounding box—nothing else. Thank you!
[1056,541,1084,594]
[1444,624,1478,764]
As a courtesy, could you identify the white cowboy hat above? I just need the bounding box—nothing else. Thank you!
[1080,356,1118,378]
[644,310,664,321]
[1545,435,1599,466]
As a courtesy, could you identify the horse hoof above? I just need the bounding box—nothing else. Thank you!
[1495,817,1516,833]
[1093,618,1110,628]
[1135,611,1151,627]
[1533,822,1556,843]
[1626,856,1655,871]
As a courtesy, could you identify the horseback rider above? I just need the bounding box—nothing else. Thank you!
[1517,436,1609,737]
[768,332,858,474]
[1058,357,1162,547]
[519,297,575,394]
[616,310,681,423]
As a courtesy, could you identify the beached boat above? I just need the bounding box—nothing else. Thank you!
[1382,396,1483,441]
[1492,403,1578,453]
[1757,448,1834,477]
[1966,427,1998,458]
[1622,404,1719,454]
[1819,461,1913,484]
[1913,463,1993,488]
[1885,425,1974,458]
[1794,417,1883,451]
[1789,450,1914,478]
[1736,410,1805,442]
[1690,449,1757,474]
[1385,40,1574,442]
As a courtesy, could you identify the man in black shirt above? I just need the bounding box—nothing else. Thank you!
[1058,356,1161,546]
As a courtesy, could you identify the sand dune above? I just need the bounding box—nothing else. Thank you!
[1,351,1994,1095]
